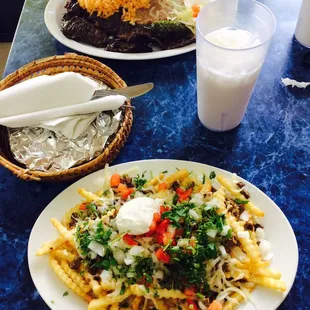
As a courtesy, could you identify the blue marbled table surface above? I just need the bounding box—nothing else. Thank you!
[1,0,309,309]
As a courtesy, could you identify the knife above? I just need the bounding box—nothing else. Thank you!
[92,83,154,100]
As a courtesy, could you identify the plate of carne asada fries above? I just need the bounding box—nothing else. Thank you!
[28,160,298,310]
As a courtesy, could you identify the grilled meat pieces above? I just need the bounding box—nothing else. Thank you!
[61,0,195,53]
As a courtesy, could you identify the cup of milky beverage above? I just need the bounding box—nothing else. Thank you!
[196,0,276,132]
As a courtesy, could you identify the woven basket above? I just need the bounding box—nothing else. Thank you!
[0,53,133,182]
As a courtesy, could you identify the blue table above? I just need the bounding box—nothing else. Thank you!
[1,0,309,309]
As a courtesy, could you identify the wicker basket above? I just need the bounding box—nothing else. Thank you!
[0,53,133,182]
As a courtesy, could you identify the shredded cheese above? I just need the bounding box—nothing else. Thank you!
[78,0,151,22]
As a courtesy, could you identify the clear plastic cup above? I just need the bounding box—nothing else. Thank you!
[196,0,276,131]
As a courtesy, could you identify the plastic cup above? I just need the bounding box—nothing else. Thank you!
[295,0,310,48]
[196,0,276,131]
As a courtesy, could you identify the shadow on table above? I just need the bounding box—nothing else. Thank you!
[54,40,196,83]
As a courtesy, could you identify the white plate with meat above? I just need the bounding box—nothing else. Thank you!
[44,0,198,60]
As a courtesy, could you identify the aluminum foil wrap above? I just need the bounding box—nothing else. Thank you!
[8,110,122,172]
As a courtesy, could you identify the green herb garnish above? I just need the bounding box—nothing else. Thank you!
[102,189,109,196]
[120,283,126,295]
[234,199,249,204]
[209,171,216,179]
[202,173,206,184]
[63,291,69,297]
[172,194,179,205]
[95,221,112,245]
[133,172,147,190]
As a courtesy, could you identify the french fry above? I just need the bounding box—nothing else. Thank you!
[62,204,80,228]
[60,259,91,293]
[247,275,286,292]
[88,290,131,310]
[36,236,65,256]
[49,257,92,302]
[212,186,226,213]
[217,175,264,217]
[78,188,102,202]
[52,249,77,262]
[132,296,143,310]
[223,291,246,310]
[110,304,120,310]
[153,298,168,310]
[50,218,75,246]
[164,169,189,188]
[226,213,262,264]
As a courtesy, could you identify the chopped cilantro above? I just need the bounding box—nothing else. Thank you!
[172,194,179,205]
[129,257,154,284]
[162,170,168,174]
[162,203,192,228]
[51,300,54,304]
[209,171,216,179]
[234,199,249,204]
[75,226,92,256]
[202,173,206,184]
[153,290,159,298]
[120,283,126,295]
[93,252,117,270]
[63,291,69,297]
[133,172,147,190]
[95,221,112,245]
[102,189,109,196]
[226,228,233,239]
[79,270,84,276]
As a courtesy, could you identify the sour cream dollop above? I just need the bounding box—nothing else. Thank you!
[115,197,162,235]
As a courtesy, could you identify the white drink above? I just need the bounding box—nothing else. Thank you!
[295,0,310,48]
[196,0,275,132]
[197,27,262,131]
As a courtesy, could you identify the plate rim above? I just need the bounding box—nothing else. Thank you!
[44,0,196,60]
[28,159,299,310]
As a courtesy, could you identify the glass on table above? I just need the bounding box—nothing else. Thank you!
[196,0,276,132]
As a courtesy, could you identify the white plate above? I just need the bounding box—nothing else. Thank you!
[44,0,196,60]
[28,159,298,310]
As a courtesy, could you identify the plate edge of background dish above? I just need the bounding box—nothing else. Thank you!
[27,159,299,310]
[44,0,196,60]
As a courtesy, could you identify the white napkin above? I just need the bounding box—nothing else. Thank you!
[0,72,126,138]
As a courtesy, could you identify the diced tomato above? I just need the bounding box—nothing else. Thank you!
[157,219,170,234]
[153,213,161,223]
[160,205,170,215]
[123,233,138,246]
[155,248,170,263]
[163,232,174,245]
[184,286,196,296]
[192,4,200,18]
[158,182,167,191]
[176,188,193,202]
[155,233,164,244]
[175,228,184,237]
[121,188,134,200]
[187,299,198,310]
[110,173,121,187]
[79,203,87,210]
[149,220,157,232]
